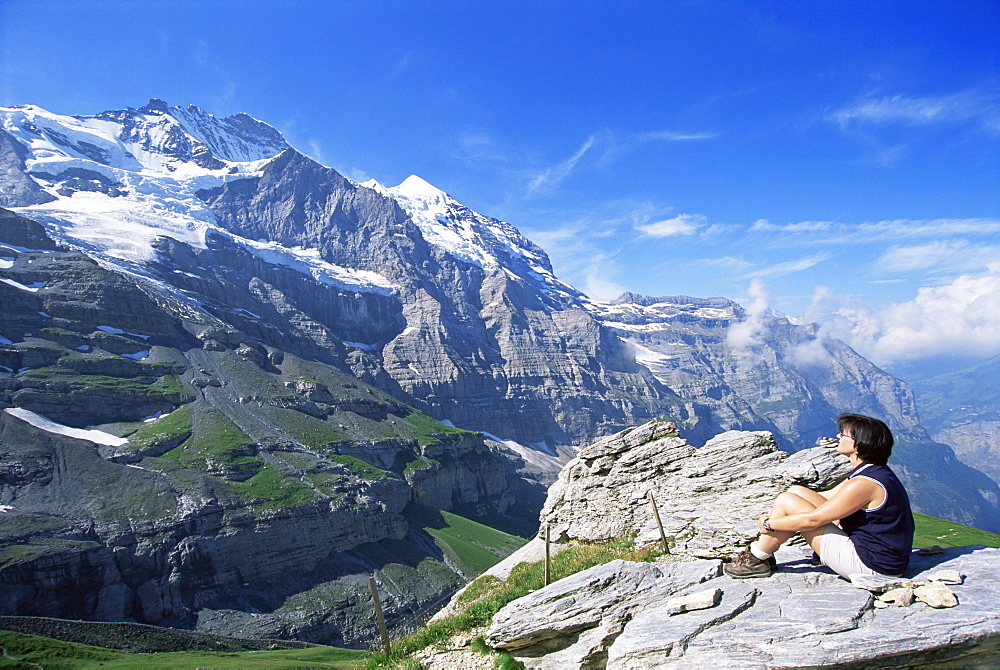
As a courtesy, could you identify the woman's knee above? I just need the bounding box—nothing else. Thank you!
[772,490,818,515]
[784,484,828,507]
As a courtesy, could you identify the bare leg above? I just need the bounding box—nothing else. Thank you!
[786,484,831,505]
[755,486,827,555]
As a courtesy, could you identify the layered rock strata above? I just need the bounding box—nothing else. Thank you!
[539,421,850,558]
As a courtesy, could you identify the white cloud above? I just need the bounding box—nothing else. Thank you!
[636,213,704,237]
[743,255,827,279]
[307,139,326,165]
[699,256,755,274]
[636,130,718,142]
[870,269,1000,364]
[726,279,770,362]
[583,257,629,301]
[344,167,371,183]
[878,240,1000,274]
[527,136,596,195]
[856,218,1000,241]
[787,334,833,369]
[831,91,998,130]
[749,217,1000,243]
[522,219,625,300]
[751,219,834,232]
[802,267,1000,367]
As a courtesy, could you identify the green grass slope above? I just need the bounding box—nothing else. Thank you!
[0,631,364,669]
[913,512,1000,548]
[404,504,528,577]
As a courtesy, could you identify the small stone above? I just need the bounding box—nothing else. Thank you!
[880,586,915,607]
[926,570,964,585]
[666,587,722,613]
[873,599,890,609]
[917,545,943,555]
[850,574,917,594]
[914,582,958,608]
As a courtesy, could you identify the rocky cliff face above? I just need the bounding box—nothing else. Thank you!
[0,209,531,646]
[197,150,674,447]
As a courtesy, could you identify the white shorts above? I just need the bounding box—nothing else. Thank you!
[818,523,889,578]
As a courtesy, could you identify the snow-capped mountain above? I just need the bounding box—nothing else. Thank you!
[1,101,397,294]
[1,101,576,304]
[3,99,1000,646]
[365,175,588,308]
[2,100,998,532]
[1,100,669,447]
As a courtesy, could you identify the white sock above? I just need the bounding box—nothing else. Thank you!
[750,541,772,560]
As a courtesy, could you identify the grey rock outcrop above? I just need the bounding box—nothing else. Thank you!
[485,558,723,668]
[539,421,850,558]
[0,129,57,207]
[484,545,1000,669]
[0,210,531,647]
[477,420,1000,667]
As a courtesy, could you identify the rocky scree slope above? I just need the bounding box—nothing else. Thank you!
[478,422,1000,669]
[0,209,532,647]
[1,100,997,527]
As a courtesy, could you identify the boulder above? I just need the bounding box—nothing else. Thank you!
[485,558,722,668]
[485,545,999,668]
[539,422,850,558]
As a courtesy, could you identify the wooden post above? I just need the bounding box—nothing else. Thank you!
[368,575,391,656]
[544,524,551,586]
[648,491,669,554]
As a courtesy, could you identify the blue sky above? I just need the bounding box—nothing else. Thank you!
[1,0,998,378]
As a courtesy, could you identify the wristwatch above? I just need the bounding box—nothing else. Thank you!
[763,517,773,532]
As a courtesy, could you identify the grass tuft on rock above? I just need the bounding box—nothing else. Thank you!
[362,536,662,669]
[402,408,476,446]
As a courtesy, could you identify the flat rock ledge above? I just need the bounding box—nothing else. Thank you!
[484,545,1000,669]
[539,423,851,558]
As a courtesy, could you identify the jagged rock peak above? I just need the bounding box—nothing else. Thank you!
[138,98,171,114]
[539,421,851,557]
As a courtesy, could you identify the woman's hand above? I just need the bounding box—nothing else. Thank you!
[758,514,774,535]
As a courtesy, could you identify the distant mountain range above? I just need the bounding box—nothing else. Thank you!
[911,355,1000,486]
[1,100,997,644]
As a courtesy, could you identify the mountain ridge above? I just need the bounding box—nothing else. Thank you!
[1,100,997,647]
[2,100,997,529]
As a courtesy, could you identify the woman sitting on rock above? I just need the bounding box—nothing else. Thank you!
[725,413,914,579]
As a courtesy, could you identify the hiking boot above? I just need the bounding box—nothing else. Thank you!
[724,547,776,579]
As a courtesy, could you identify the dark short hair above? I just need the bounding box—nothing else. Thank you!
[838,413,894,465]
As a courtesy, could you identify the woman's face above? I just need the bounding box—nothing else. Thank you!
[836,427,858,458]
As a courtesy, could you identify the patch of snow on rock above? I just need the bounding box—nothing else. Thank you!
[5,407,128,446]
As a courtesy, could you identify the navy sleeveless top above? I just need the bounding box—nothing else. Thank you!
[839,462,914,575]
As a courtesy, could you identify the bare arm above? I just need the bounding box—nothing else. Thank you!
[818,478,850,501]
[763,479,878,533]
